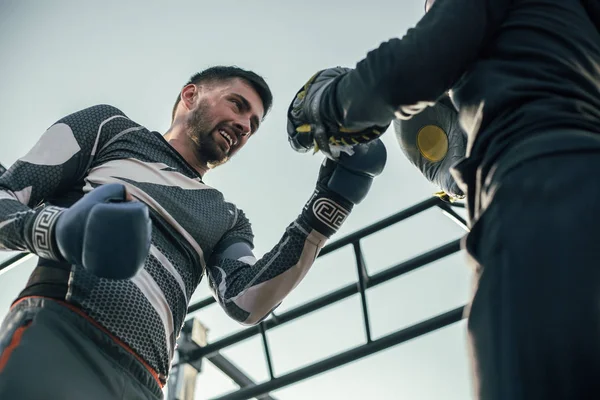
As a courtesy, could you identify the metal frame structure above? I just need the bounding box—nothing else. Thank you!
[173,197,470,400]
[0,160,471,400]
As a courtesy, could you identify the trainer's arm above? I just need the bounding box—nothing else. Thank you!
[206,215,326,326]
[326,0,513,130]
[0,105,130,260]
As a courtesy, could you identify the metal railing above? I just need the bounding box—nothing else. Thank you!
[177,197,469,400]
[0,196,470,400]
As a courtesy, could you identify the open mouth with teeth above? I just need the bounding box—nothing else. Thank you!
[218,129,236,151]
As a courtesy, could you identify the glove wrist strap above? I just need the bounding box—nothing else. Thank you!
[301,186,353,238]
[31,206,66,262]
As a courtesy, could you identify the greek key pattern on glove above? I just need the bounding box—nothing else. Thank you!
[303,189,352,237]
[311,197,349,231]
[33,206,64,260]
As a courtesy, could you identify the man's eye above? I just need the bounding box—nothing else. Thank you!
[231,99,241,110]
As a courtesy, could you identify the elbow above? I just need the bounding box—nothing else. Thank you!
[239,312,269,327]
[221,296,276,327]
[239,302,280,326]
[225,297,281,327]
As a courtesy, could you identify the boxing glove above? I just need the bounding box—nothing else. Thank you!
[287,67,389,158]
[41,183,152,279]
[302,139,387,237]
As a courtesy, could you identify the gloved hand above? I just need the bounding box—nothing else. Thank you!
[287,67,390,158]
[50,183,152,279]
[393,95,466,200]
[302,139,387,238]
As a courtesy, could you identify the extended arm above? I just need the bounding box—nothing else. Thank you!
[207,140,387,325]
[331,0,513,129]
[287,0,513,156]
[206,217,327,325]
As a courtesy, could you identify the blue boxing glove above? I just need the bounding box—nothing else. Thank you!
[38,183,152,279]
[393,95,466,200]
[302,139,387,238]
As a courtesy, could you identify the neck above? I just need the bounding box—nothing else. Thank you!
[163,126,209,177]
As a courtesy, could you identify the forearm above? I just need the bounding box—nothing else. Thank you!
[0,194,63,259]
[209,215,326,325]
[328,0,510,130]
[0,105,129,259]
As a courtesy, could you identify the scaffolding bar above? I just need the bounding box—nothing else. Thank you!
[209,306,466,400]
[318,197,441,257]
[206,353,279,400]
[353,242,372,343]
[187,295,216,314]
[186,197,444,316]
[437,203,469,232]
[0,253,32,275]
[259,323,275,380]
[180,239,461,364]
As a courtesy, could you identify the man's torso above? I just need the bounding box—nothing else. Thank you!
[451,0,600,168]
[17,105,252,380]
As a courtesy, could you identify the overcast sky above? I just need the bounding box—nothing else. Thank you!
[0,1,474,399]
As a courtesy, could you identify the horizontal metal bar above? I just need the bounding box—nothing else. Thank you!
[185,197,443,315]
[0,198,440,282]
[448,201,466,209]
[0,253,32,276]
[318,196,442,257]
[367,239,461,288]
[187,295,216,314]
[437,203,470,232]
[179,239,461,364]
[209,305,466,400]
[207,353,278,400]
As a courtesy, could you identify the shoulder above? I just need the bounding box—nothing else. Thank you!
[227,203,254,237]
[53,104,146,140]
[57,104,129,124]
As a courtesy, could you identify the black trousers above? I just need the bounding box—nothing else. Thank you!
[461,134,600,400]
[0,296,164,400]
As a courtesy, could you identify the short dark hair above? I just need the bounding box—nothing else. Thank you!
[171,66,273,122]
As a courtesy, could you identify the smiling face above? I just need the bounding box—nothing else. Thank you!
[181,78,265,168]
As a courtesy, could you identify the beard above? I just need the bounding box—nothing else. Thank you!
[186,101,230,169]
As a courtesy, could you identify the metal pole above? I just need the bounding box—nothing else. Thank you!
[0,253,33,276]
[206,353,279,400]
[179,239,461,365]
[318,197,442,257]
[209,306,466,400]
[353,242,372,343]
[186,197,443,316]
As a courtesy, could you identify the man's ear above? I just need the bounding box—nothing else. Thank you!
[180,84,198,111]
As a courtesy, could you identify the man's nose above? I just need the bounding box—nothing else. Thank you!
[233,119,251,137]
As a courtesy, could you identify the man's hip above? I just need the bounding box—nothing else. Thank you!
[0,296,164,400]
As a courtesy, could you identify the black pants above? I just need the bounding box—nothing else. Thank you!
[0,296,164,400]
[462,139,600,399]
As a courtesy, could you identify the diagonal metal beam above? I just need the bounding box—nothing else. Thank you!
[206,353,278,400]
[209,306,466,400]
[186,197,446,315]
[178,239,461,365]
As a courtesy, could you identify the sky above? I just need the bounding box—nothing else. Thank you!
[0,1,474,399]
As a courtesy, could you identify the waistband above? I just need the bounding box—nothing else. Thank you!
[10,296,166,394]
